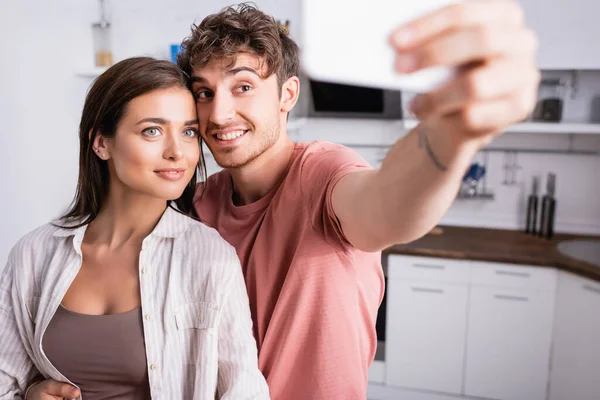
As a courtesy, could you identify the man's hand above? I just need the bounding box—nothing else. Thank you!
[390,0,540,147]
[26,379,80,400]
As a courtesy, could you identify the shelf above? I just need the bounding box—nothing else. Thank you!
[75,67,108,77]
[456,192,495,200]
[402,119,600,135]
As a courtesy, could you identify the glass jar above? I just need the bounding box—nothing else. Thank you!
[92,22,113,67]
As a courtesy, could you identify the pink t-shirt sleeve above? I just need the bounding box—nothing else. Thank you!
[299,142,372,251]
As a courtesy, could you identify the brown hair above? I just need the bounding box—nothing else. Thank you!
[60,57,206,227]
[177,2,300,89]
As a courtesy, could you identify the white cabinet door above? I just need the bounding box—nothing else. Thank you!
[519,0,600,69]
[464,286,555,400]
[549,272,600,400]
[385,279,468,394]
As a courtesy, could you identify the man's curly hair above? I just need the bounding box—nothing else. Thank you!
[177,3,300,90]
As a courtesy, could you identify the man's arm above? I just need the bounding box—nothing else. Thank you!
[332,0,540,252]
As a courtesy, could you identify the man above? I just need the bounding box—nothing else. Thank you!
[29,1,539,399]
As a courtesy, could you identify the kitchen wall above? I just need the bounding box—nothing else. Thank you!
[1,0,599,267]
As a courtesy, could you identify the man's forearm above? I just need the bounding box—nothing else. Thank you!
[365,121,480,247]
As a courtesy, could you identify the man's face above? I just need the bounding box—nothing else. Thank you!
[190,53,283,169]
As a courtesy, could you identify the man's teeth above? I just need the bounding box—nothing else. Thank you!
[216,130,246,141]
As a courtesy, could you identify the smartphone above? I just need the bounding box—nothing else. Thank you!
[301,0,459,93]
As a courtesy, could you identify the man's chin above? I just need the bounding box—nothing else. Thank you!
[214,152,259,170]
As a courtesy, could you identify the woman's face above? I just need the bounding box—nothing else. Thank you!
[95,87,200,202]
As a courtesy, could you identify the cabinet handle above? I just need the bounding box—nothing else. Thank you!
[494,294,529,302]
[582,284,600,295]
[413,263,445,270]
[411,287,444,294]
[495,270,530,278]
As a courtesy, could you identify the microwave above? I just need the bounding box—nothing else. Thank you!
[305,77,403,120]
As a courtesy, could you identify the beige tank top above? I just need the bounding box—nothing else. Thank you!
[42,305,151,400]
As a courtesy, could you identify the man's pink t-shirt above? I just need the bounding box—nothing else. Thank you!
[196,141,385,399]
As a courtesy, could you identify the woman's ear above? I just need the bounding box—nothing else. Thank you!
[280,76,300,113]
[92,133,111,160]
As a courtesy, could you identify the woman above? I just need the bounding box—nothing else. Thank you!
[0,57,269,400]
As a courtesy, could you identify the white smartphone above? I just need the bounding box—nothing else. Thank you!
[301,0,459,93]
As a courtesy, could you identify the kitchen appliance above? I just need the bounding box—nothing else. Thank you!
[532,78,566,122]
[539,98,563,122]
[306,77,403,119]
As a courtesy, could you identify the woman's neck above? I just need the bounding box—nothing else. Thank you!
[85,189,168,250]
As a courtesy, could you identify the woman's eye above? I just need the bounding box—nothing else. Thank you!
[142,127,161,137]
[183,129,198,138]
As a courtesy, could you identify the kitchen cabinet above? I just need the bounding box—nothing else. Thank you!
[549,271,600,400]
[385,256,468,395]
[518,0,600,69]
[464,262,556,400]
[464,285,555,400]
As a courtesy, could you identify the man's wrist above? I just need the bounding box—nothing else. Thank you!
[418,122,481,172]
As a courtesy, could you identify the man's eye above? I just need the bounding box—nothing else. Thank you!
[236,85,252,93]
[195,90,213,100]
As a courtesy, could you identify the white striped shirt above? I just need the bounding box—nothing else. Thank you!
[0,206,270,399]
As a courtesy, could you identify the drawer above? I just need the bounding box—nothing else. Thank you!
[470,261,557,291]
[388,255,470,285]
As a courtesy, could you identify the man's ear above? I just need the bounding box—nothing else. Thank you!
[280,76,300,113]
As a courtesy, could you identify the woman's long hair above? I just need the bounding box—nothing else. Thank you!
[59,57,206,228]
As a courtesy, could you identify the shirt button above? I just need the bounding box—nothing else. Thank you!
[150,364,159,371]
[141,268,148,275]
[144,314,153,321]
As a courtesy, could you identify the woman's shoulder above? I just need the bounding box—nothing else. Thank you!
[8,222,66,262]
[4,222,70,287]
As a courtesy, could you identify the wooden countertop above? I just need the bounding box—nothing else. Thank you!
[384,226,600,281]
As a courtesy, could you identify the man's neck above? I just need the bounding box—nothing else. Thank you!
[229,134,295,205]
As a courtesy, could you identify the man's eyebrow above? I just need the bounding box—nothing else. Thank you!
[189,66,262,84]
[226,66,261,77]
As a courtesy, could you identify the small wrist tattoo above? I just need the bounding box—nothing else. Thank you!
[418,126,448,172]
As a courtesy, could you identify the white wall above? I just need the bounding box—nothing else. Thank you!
[0,0,96,267]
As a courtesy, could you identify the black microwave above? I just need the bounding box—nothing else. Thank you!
[307,78,403,120]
